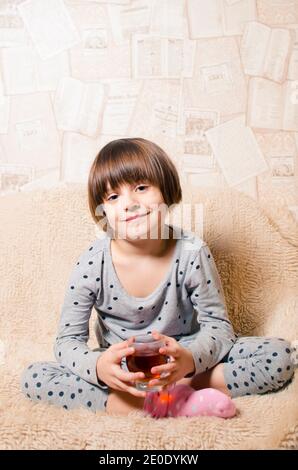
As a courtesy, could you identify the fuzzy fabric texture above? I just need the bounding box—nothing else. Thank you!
[0,182,297,450]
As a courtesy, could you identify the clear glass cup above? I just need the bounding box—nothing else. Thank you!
[126,334,169,392]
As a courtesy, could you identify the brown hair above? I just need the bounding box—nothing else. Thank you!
[88,137,182,230]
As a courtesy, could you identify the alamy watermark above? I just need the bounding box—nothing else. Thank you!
[93,201,204,249]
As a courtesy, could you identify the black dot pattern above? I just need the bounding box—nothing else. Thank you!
[20,361,109,413]
[24,238,295,411]
[220,336,294,398]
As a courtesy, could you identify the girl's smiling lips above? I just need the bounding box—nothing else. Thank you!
[124,211,150,222]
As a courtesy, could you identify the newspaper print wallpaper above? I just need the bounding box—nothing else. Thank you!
[0,0,297,229]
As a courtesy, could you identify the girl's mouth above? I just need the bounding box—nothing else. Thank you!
[125,211,150,222]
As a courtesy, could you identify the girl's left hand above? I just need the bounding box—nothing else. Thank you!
[148,330,195,388]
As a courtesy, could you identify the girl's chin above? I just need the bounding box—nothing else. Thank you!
[117,221,160,239]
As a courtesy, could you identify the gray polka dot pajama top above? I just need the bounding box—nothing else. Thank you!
[21,224,295,412]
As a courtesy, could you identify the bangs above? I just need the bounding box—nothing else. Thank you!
[91,139,163,203]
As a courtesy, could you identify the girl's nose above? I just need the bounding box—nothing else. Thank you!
[127,203,140,211]
[123,202,142,214]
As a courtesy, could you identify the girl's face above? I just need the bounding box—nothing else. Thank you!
[102,181,168,240]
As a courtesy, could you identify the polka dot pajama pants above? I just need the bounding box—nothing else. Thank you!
[20,336,295,413]
[20,362,109,413]
[219,336,295,398]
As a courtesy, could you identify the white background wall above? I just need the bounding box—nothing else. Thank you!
[0,0,297,228]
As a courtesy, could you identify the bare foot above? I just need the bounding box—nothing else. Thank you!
[188,364,232,397]
[106,389,145,416]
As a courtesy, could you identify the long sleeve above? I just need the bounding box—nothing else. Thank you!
[184,243,236,375]
[53,246,108,389]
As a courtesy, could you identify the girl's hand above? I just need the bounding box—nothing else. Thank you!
[148,330,195,388]
[96,337,147,398]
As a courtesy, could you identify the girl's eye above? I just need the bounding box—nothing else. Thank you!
[137,185,148,191]
[107,194,118,201]
[107,185,148,201]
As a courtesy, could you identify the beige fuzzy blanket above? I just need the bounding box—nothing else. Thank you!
[0,183,297,450]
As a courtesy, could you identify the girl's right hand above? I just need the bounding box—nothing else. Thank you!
[96,337,147,398]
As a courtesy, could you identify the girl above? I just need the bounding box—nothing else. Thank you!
[21,138,295,418]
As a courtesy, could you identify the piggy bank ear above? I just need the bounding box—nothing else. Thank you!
[168,384,193,401]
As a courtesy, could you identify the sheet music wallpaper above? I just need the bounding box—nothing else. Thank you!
[0,0,297,227]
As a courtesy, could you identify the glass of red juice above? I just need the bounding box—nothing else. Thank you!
[126,334,169,392]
